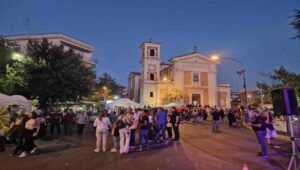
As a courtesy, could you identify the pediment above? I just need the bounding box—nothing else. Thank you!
[170,53,213,64]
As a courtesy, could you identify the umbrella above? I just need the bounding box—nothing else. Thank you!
[0,105,10,136]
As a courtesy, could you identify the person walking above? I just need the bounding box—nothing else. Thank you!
[248,110,268,157]
[138,109,150,151]
[76,111,88,136]
[170,107,180,142]
[156,107,167,142]
[110,123,120,153]
[9,109,29,157]
[211,109,221,133]
[19,112,40,158]
[118,110,132,154]
[93,112,111,153]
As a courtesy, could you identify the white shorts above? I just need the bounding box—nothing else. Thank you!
[266,128,277,139]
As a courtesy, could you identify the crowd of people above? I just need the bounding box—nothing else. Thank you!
[0,104,278,159]
[93,106,180,154]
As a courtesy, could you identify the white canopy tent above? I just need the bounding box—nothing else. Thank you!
[0,93,31,113]
[106,98,140,109]
[163,102,177,108]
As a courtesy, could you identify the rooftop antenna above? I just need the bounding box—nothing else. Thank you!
[149,37,152,42]
[193,46,197,53]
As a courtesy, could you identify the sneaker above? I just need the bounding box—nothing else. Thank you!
[110,148,118,153]
[30,147,38,154]
[19,152,27,158]
[94,149,100,153]
[130,146,135,149]
[137,148,143,151]
[144,146,150,150]
[103,149,107,152]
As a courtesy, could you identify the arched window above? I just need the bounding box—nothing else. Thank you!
[150,49,155,57]
[150,92,154,97]
[150,73,155,80]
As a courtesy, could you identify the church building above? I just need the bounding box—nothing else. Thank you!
[128,41,231,108]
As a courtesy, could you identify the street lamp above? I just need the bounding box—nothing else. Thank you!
[210,54,248,111]
[12,52,24,61]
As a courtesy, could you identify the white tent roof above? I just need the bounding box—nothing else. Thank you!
[107,98,140,108]
[0,93,31,112]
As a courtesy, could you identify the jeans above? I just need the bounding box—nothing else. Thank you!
[139,129,149,147]
[172,124,180,141]
[156,124,166,140]
[50,123,61,136]
[95,128,108,151]
[64,123,73,135]
[166,127,172,139]
[255,130,267,155]
[119,128,130,154]
[113,136,119,149]
[129,129,136,147]
[212,120,220,132]
[77,124,85,136]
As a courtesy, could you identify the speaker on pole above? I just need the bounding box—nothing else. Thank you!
[271,87,299,115]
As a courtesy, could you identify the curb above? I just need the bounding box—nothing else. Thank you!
[241,122,290,141]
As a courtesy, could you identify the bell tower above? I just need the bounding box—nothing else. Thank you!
[140,41,161,106]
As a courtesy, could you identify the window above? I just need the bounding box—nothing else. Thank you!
[193,73,199,82]
[150,73,155,80]
[150,92,154,97]
[150,49,155,57]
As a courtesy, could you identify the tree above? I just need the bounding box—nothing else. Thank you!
[0,38,16,92]
[292,9,300,39]
[96,72,125,96]
[6,39,96,108]
[257,66,300,105]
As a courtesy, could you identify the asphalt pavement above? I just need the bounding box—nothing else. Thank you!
[0,120,293,170]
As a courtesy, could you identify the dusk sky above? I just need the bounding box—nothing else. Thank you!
[1,0,299,91]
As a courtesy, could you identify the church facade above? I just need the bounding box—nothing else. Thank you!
[128,41,231,108]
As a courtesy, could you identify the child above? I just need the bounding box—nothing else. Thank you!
[110,124,119,152]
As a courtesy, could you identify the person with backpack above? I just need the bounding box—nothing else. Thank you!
[93,111,111,153]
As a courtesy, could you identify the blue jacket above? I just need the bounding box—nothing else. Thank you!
[156,110,167,125]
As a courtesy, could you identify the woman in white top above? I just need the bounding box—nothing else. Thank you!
[93,112,111,152]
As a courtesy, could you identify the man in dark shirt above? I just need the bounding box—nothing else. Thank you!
[138,109,150,151]
[248,110,268,157]
[211,109,221,133]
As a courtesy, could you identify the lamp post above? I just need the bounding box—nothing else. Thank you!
[211,55,248,111]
